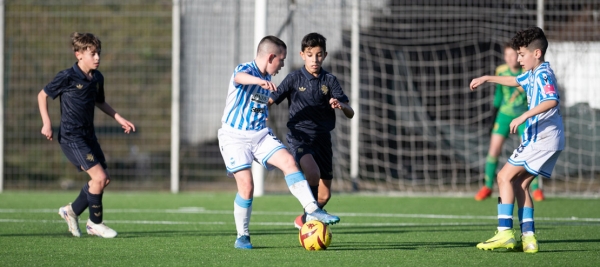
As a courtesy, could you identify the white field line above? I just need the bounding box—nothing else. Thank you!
[1,208,600,222]
[0,218,492,227]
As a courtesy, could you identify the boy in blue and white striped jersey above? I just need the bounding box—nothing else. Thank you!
[469,27,564,254]
[217,35,340,249]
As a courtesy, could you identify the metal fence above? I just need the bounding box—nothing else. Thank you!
[2,0,599,196]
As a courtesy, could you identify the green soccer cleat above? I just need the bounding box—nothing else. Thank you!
[476,229,517,251]
[521,234,539,253]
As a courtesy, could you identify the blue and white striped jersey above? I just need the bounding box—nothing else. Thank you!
[516,62,565,151]
[221,61,271,131]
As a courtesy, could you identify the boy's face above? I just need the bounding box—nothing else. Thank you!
[503,47,520,69]
[300,46,327,76]
[266,48,287,76]
[76,46,101,71]
[516,46,542,71]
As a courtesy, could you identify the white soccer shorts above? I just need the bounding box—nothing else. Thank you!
[217,126,286,176]
[507,143,562,177]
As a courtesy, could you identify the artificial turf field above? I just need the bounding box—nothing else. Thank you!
[1,191,599,266]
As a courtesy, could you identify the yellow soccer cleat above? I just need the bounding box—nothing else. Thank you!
[477,229,517,251]
[521,234,539,253]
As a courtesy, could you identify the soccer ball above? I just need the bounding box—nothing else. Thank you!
[298,220,332,250]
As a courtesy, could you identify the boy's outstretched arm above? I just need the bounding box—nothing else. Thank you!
[234,72,277,91]
[330,98,354,119]
[37,89,53,140]
[509,100,558,134]
[470,75,519,90]
[95,102,136,134]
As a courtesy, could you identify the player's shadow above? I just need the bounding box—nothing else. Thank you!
[330,241,475,251]
[0,232,71,238]
[331,224,486,235]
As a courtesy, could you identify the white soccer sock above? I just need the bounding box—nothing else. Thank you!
[285,172,318,213]
[233,194,252,237]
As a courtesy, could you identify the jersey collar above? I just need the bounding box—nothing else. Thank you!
[72,62,96,82]
[300,66,328,80]
[251,60,270,80]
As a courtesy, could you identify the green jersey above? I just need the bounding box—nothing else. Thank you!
[494,64,527,116]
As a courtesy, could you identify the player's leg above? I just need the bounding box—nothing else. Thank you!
[516,121,544,201]
[217,127,255,249]
[293,153,320,229]
[232,169,254,249]
[84,163,117,238]
[261,141,340,225]
[512,149,561,253]
[299,154,321,203]
[513,173,538,253]
[313,136,334,208]
[477,163,529,251]
[318,179,332,208]
[58,140,108,237]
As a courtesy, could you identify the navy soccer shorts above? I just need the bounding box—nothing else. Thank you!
[286,131,333,180]
[60,138,107,172]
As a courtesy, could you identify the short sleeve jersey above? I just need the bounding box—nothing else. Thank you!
[271,67,349,135]
[43,63,105,143]
[494,64,527,116]
[221,61,271,131]
[515,62,565,151]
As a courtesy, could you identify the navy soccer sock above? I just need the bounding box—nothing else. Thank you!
[71,183,90,216]
[87,191,104,224]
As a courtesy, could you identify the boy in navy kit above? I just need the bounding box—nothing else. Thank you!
[38,32,136,238]
[269,32,354,229]
[470,27,564,253]
[218,35,340,249]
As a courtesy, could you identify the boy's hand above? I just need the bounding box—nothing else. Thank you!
[330,98,342,109]
[469,76,488,91]
[509,115,527,134]
[41,124,53,141]
[259,80,277,91]
[115,114,136,134]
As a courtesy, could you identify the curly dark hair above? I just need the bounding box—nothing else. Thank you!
[510,27,548,56]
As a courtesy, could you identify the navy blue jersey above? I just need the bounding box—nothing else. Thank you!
[271,67,349,135]
[44,63,105,143]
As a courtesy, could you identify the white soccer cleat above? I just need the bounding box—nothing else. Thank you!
[86,219,118,238]
[58,204,81,237]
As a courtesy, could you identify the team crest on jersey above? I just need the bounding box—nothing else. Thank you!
[321,85,328,95]
[251,93,269,104]
[298,148,303,153]
[299,87,306,92]
[86,154,95,162]
[76,84,83,89]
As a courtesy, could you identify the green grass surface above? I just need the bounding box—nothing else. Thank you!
[1,192,599,266]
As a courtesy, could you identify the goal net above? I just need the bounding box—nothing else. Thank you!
[326,0,600,195]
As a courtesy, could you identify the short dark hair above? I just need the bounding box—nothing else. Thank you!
[257,35,287,55]
[301,32,326,52]
[511,27,548,56]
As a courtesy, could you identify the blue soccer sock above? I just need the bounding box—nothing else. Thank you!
[497,203,514,231]
[234,193,252,238]
[518,207,535,236]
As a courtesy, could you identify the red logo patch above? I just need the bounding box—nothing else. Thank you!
[544,84,556,94]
